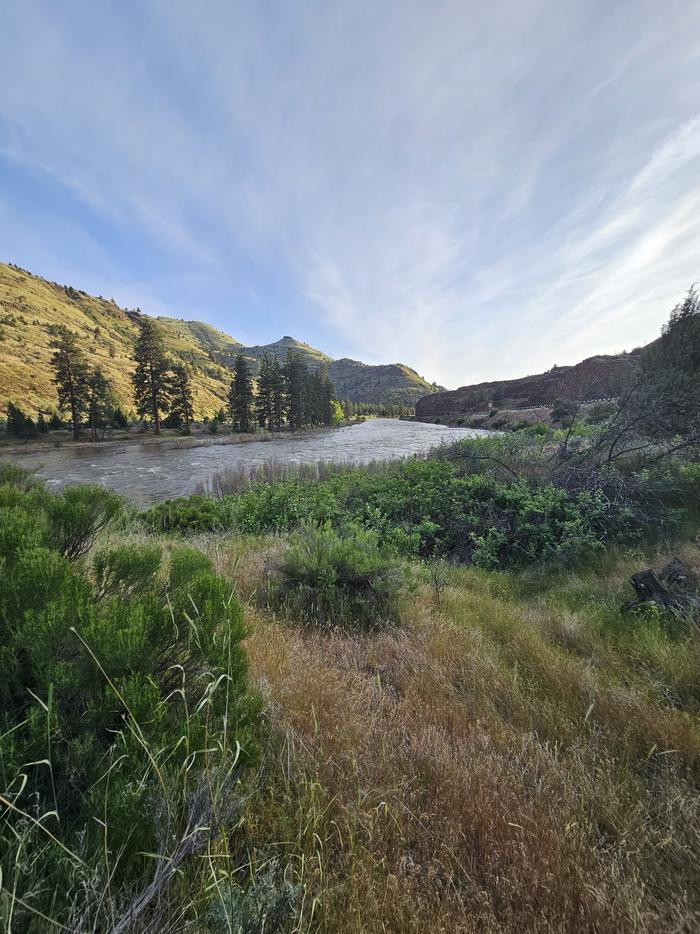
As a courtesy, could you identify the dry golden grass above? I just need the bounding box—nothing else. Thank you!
[218,541,700,932]
[0,262,231,417]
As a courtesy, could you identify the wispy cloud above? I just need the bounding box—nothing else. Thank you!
[1,0,699,386]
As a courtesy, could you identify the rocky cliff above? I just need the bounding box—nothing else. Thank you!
[415,350,643,420]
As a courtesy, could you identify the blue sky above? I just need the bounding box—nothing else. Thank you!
[1,1,699,388]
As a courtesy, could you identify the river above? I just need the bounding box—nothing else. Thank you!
[2,419,489,504]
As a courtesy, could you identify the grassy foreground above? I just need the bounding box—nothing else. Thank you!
[210,534,700,932]
[2,452,699,931]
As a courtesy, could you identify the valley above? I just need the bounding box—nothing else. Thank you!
[0,261,440,418]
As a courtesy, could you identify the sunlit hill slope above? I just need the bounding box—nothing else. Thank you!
[0,262,439,417]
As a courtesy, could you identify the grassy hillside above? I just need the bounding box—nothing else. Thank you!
[0,264,231,418]
[0,262,439,417]
[204,336,438,404]
[330,357,438,403]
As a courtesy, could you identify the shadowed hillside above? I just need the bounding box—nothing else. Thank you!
[415,350,645,421]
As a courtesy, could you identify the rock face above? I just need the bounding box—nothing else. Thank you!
[415,351,643,420]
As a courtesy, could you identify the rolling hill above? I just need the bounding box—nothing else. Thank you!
[0,262,439,417]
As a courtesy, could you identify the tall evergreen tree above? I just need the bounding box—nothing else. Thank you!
[169,362,195,435]
[131,317,170,434]
[639,287,700,437]
[270,357,286,431]
[86,367,115,441]
[228,354,254,432]
[303,369,320,426]
[284,351,308,430]
[5,402,37,437]
[317,364,335,426]
[50,326,91,440]
[256,353,275,430]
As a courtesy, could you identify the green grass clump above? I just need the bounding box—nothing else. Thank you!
[265,524,406,630]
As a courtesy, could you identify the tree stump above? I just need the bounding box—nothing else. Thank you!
[629,570,675,609]
[624,564,700,618]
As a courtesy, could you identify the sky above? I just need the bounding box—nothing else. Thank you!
[1,1,700,389]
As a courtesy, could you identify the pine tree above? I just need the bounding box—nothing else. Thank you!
[304,369,321,426]
[131,317,170,434]
[111,408,129,428]
[50,326,91,440]
[270,357,286,430]
[169,362,195,435]
[228,354,254,432]
[639,287,700,437]
[284,351,308,430]
[86,367,115,441]
[256,353,274,430]
[317,364,335,426]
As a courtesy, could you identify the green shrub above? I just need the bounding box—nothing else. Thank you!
[93,542,162,599]
[145,494,231,533]
[586,401,616,424]
[267,525,405,629]
[551,398,576,424]
[5,400,37,436]
[0,461,41,490]
[0,475,259,927]
[508,418,531,432]
[45,483,124,559]
[210,863,302,932]
[524,421,549,437]
[141,444,693,569]
[680,462,700,516]
[168,543,215,589]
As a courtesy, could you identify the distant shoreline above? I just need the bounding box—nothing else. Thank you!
[0,422,347,458]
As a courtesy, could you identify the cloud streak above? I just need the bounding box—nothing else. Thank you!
[1,0,699,386]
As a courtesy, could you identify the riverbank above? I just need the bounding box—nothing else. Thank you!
[0,419,487,503]
[0,421,346,457]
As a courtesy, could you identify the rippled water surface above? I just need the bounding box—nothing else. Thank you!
[3,419,490,504]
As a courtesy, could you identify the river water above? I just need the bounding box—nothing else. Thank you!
[2,419,489,504]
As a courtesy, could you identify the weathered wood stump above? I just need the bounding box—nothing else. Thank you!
[629,570,675,609]
[624,561,700,618]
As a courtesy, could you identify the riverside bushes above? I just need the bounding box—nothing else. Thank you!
[143,442,694,568]
[0,469,258,928]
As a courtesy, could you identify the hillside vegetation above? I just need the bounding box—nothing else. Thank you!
[0,262,438,418]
